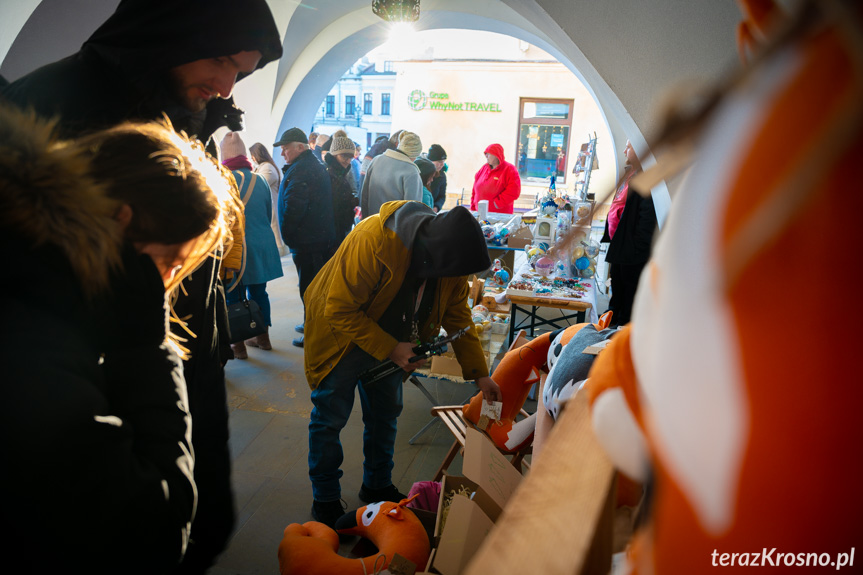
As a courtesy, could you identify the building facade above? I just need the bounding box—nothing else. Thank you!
[313,59,396,154]
[390,43,616,211]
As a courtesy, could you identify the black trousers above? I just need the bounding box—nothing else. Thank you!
[292,248,334,307]
[607,261,647,327]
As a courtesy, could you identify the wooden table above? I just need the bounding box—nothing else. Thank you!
[507,294,593,340]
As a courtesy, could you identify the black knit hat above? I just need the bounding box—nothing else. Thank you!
[410,206,491,278]
[415,157,436,182]
[427,144,447,161]
[273,127,308,146]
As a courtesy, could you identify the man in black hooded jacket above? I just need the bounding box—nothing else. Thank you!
[2,2,283,572]
[2,0,281,143]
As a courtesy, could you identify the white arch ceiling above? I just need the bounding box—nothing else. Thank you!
[0,0,743,225]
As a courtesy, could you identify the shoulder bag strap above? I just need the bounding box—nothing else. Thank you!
[227,171,255,293]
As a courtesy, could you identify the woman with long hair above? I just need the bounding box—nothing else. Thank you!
[0,104,241,572]
[250,141,288,256]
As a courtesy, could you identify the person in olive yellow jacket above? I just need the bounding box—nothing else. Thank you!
[303,200,502,528]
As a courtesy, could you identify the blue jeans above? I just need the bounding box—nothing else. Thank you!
[226,280,272,326]
[308,345,404,502]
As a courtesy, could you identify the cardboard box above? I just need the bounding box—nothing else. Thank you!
[431,496,495,575]
[429,356,464,378]
[506,225,533,250]
[427,429,524,574]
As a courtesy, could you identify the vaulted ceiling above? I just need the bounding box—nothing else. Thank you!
[0,0,744,222]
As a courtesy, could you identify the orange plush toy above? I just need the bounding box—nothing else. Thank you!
[462,332,549,453]
[462,312,613,453]
[278,496,430,575]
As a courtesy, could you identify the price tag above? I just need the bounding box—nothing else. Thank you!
[480,400,503,421]
[380,554,417,575]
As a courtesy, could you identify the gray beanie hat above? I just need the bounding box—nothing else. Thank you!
[397,131,423,160]
[330,136,356,156]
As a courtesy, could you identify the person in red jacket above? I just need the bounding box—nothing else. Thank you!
[471,143,521,214]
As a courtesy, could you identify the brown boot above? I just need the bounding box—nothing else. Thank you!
[231,341,248,360]
[247,330,272,350]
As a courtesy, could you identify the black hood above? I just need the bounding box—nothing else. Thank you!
[82,0,283,89]
[409,206,491,278]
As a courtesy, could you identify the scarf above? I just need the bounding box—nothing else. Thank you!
[222,155,254,171]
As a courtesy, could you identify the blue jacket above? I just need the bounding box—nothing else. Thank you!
[232,168,283,284]
[278,149,336,253]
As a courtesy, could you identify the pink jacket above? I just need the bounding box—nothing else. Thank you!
[471,144,521,214]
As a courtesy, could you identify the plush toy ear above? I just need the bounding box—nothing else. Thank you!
[387,506,405,520]
[397,493,420,508]
[594,310,613,331]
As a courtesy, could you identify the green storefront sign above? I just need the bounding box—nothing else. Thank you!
[408,89,501,112]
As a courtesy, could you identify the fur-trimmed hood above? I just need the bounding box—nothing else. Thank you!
[0,103,121,296]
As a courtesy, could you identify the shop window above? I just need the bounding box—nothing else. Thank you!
[516,98,573,184]
[364,93,373,115]
[345,95,356,117]
[326,95,335,117]
[381,93,391,116]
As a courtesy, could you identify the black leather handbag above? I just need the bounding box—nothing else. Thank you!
[226,296,267,344]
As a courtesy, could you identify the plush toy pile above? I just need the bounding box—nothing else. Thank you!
[278,496,430,575]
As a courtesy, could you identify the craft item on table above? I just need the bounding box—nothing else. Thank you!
[534,255,555,277]
[489,227,509,246]
[463,332,554,452]
[555,260,567,276]
[472,304,489,316]
[477,198,489,220]
[506,279,535,297]
[491,259,503,273]
[571,245,584,259]
[532,215,557,243]
[492,268,511,288]
[571,240,599,279]
[277,495,430,575]
[500,213,523,233]
[572,255,597,279]
[575,201,591,221]
[481,224,496,240]
[540,198,558,216]
[557,218,571,238]
[526,245,546,268]
[583,240,600,258]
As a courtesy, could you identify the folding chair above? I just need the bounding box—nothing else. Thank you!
[430,330,534,481]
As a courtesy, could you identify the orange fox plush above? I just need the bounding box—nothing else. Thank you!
[463,313,613,453]
[278,496,430,575]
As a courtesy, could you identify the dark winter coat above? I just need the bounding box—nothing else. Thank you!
[0,105,195,573]
[602,186,657,265]
[279,149,337,253]
[430,169,448,211]
[1,6,281,567]
[1,0,281,141]
[325,153,359,241]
